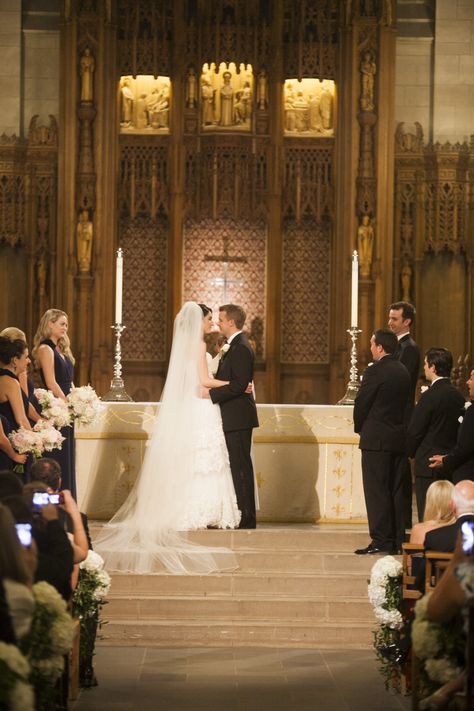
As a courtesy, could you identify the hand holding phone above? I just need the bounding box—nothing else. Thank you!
[16,523,32,547]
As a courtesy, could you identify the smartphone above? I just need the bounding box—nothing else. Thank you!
[32,492,63,506]
[461,520,474,555]
[16,523,32,547]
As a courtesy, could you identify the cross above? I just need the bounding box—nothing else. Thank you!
[205,236,247,302]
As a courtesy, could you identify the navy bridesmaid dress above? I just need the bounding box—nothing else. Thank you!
[39,339,76,499]
[0,369,32,476]
[0,413,14,471]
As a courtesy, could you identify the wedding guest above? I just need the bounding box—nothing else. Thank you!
[406,348,465,519]
[0,327,42,423]
[33,309,76,498]
[0,337,32,432]
[429,368,474,484]
[409,480,456,545]
[424,480,474,553]
[0,503,35,641]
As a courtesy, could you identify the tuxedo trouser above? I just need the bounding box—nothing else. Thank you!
[224,428,256,528]
[361,450,406,550]
[400,457,413,529]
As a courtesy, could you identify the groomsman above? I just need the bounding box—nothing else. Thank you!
[354,329,411,555]
[406,348,465,520]
[209,304,259,529]
[388,301,420,529]
[429,368,474,483]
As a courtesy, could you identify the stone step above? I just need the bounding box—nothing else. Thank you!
[108,571,370,598]
[98,618,373,649]
[104,594,374,623]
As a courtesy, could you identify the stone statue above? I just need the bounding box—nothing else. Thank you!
[80,48,95,102]
[284,83,297,131]
[219,71,234,126]
[293,91,308,132]
[357,215,374,278]
[234,81,252,124]
[257,70,267,110]
[136,94,148,129]
[76,209,93,273]
[360,51,376,112]
[319,87,333,130]
[148,83,170,128]
[308,94,321,131]
[187,67,197,108]
[120,77,134,125]
[201,76,215,125]
[401,261,412,301]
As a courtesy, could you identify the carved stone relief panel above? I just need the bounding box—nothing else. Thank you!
[183,217,266,358]
[200,63,254,132]
[283,79,335,137]
[119,76,171,134]
[120,217,168,362]
[281,219,331,364]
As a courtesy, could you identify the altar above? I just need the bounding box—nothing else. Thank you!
[76,403,367,524]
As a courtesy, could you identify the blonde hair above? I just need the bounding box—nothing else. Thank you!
[0,504,29,585]
[423,480,456,525]
[32,309,75,365]
[0,327,27,342]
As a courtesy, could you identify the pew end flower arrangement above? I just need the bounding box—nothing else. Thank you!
[0,642,35,711]
[369,556,410,693]
[73,550,111,687]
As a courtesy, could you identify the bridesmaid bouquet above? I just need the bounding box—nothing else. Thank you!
[34,388,72,428]
[66,385,102,425]
[9,427,45,459]
[32,421,65,452]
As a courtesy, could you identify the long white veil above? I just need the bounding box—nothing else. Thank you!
[94,302,239,574]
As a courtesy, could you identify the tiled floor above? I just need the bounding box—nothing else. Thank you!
[72,646,411,711]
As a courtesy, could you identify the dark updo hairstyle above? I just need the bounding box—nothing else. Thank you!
[0,336,27,366]
[199,303,212,317]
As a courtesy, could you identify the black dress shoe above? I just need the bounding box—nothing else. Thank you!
[354,543,392,555]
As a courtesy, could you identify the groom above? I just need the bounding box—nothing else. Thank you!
[209,304,259,529]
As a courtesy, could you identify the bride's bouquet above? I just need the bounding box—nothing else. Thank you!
[32,420,65,452]
[34,388,72,428]
[66,385,102,426]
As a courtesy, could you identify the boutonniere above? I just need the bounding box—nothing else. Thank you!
[460,401,472,423]
[220,343,230,357]
[420,385,429,394]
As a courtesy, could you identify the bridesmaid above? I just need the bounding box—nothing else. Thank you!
[0,337,33,473]
[0,327,42,425]
[32,309,76,499]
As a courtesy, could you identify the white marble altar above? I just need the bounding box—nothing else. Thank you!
[76,403,367,523]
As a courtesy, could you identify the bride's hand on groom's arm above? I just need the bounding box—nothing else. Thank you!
[245,383,253,394]
[200,386,211,399]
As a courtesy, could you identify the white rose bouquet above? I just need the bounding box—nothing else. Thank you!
[67,385,102,425]
[368,556,408,693]
[412,593,465,696]
[0,642,35,711]
[34,388,72,428]
[33,420,65,452]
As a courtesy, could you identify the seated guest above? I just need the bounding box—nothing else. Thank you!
[410,480,456,545]
[0,469,24,499]
[0,502,35,641]
[30,458,92,549]
[0,579,16,643]
[424,479,474,553]
[406,348,465,519]
[429,368,474,483]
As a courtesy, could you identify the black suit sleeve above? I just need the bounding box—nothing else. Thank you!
[34,520,74,601]
[406,392,432,458]
[442,405,474,473]
[209,343,253,405]
[353,365,378,434]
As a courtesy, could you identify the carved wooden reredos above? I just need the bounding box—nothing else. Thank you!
[0,0,472,403]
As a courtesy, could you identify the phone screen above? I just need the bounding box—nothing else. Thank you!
[461,521,474,555]
[16,523,32,547]
[48,493,61,504]
[32,492,49,506]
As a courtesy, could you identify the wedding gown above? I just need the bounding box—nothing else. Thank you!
[95,302,241,575]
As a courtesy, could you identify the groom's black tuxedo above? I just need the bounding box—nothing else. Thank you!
[210,332,259,528]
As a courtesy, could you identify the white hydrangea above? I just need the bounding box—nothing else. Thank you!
[80,549,105,572]
[0,642,30,678]
[412,619,441,658]
[414,593,431,622]
[374,606,404,630]
[425,658,461,684]
[9,680,35,711]
[33,655,65,679]
[33,581,67,615]
[368,582,386,607]
[50,617,75,655]
[93,569,111,600]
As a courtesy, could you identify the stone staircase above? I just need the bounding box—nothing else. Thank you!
[93,526,379,649]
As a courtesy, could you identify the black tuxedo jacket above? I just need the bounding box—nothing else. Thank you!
[441,403,474,481]
[406,379,465,478]
[354,355,411,452]
[209,332,259,433]
[396,333,420,406]
[424,513,474,553]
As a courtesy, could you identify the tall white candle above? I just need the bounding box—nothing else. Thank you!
[115,247,123,325]
[351,250,358,328]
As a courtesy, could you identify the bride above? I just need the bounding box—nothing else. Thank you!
[95,302,242,574]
